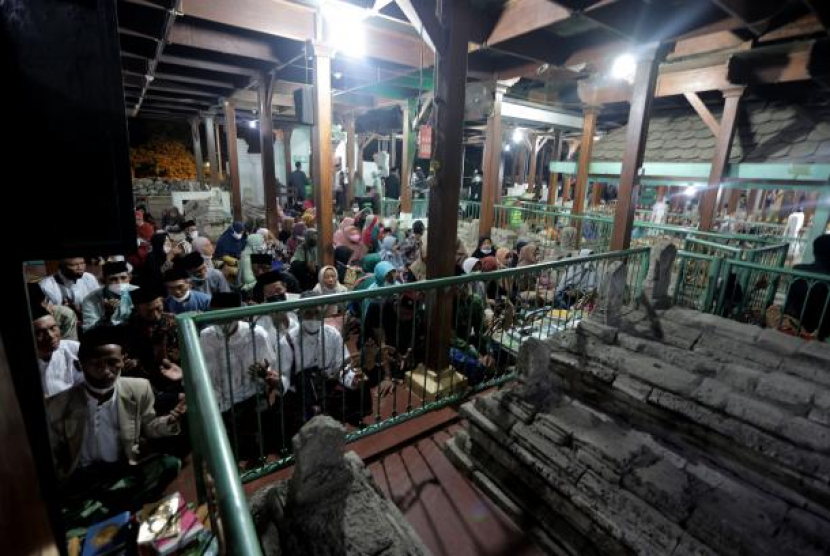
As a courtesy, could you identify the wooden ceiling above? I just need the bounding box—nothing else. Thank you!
[118,0,830,124]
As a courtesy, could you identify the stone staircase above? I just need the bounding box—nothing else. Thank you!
[447,242,830,555]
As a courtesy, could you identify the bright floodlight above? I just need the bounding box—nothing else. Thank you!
[323,2,367,58]
[611,53,636,83]
[512,128,524,144]
[684,185,698,197]
[504,144,511,152]
[248,120,257,129]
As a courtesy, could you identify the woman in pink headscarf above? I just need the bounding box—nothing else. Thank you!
[344,226,367,262]
[333,217,355,248]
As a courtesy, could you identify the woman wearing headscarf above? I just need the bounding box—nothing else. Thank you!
[313,265,349,316]
[291,228,319,291]
[301,210,315,230]
[256,227,285,261]
[287,222,307,258]
[191,237,216,269]
[471,237,496,259]
[379,236,403,269]
[517,244,539,267]
[344,225,367,263]
[495,247,515,269]
[362,215,380,251]
[239,233,265,290]
[215,222,247,258]
[279,217,295,244]
[333,217,355,248]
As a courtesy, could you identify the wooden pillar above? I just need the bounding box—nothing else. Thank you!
[562,177,572,204]
[479,82,506,238]
[215,123,224,180]
[282,125,294,200]
[223,100,243,221]
[591,181,604,207]
[346,116,356,208]
[610,48,664,251]
[426,0,468,372]
[389,133,397,169]
[746,189,759,216]
[527,134,538,191]
[203,113,220,187]
[727,187,741,214]
[400,103,412,213]
[259,75,279,232]
[190,117,205,184]
[311,40,334,267]
[547,130,562,206]
[698,87,744,230]
[573,106,599,246]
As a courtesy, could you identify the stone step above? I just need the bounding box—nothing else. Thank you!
[455,393,830,556]
[550,320,830,515]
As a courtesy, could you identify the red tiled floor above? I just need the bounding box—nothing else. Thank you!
[369,428,543,556]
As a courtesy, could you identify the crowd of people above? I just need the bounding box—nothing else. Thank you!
[34,195,830,530]
[34,200,596,529]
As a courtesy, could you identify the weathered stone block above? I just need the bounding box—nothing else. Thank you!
[692,378,731,410]
[756,328,804,356]
[778,417,830,453]
[755,372,814,409]
[622,459,695,523]
[724,393,788,435]
[717,363,764,393]
[798,340,830,366]
[613,374,653,402]
[626,359,702,397]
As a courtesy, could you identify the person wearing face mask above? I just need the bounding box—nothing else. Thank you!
[250,270,301,341]
[199,292,284,459]
[176,251,230,297]
[40,257,100,317]
[191,236,216,269]
[215,221,247,259]
[162,267,211,314]
[290,228,319,292]
[379,236,404,269]
[182,219,199,242]
[45,325,184,528]
[472,236,496,259]
[280,291,359,426]
[239,233,266,290]
[81,261,138,332]
[343,225,367,262]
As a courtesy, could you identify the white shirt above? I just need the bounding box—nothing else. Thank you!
[279,324,357,390]
[79,385,120,467]
[199,322,276,413]
[38,340,82,398]
[40,272,100,308]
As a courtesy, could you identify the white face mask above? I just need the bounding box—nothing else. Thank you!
[163,244,172,254]
[172,291,190,303]
[232,232,243,240]
[481,248,492,254]
[107,283,129,296]
[302,320,321,334]
[188,230,199,239]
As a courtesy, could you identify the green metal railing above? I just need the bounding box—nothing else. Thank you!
[175,247,650,546]
[673,251,830,340]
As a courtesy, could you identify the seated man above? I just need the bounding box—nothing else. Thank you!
[33,305,82,398]
[176,251,230,296]
[46,326,185,529]
[40,257,100,319]
[81,261,138,332]
[163,267,211,314]
[199,292,285,459]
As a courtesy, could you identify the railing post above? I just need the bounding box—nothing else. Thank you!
[703,256,723,313]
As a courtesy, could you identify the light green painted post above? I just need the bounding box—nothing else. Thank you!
[801,186,830,265]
